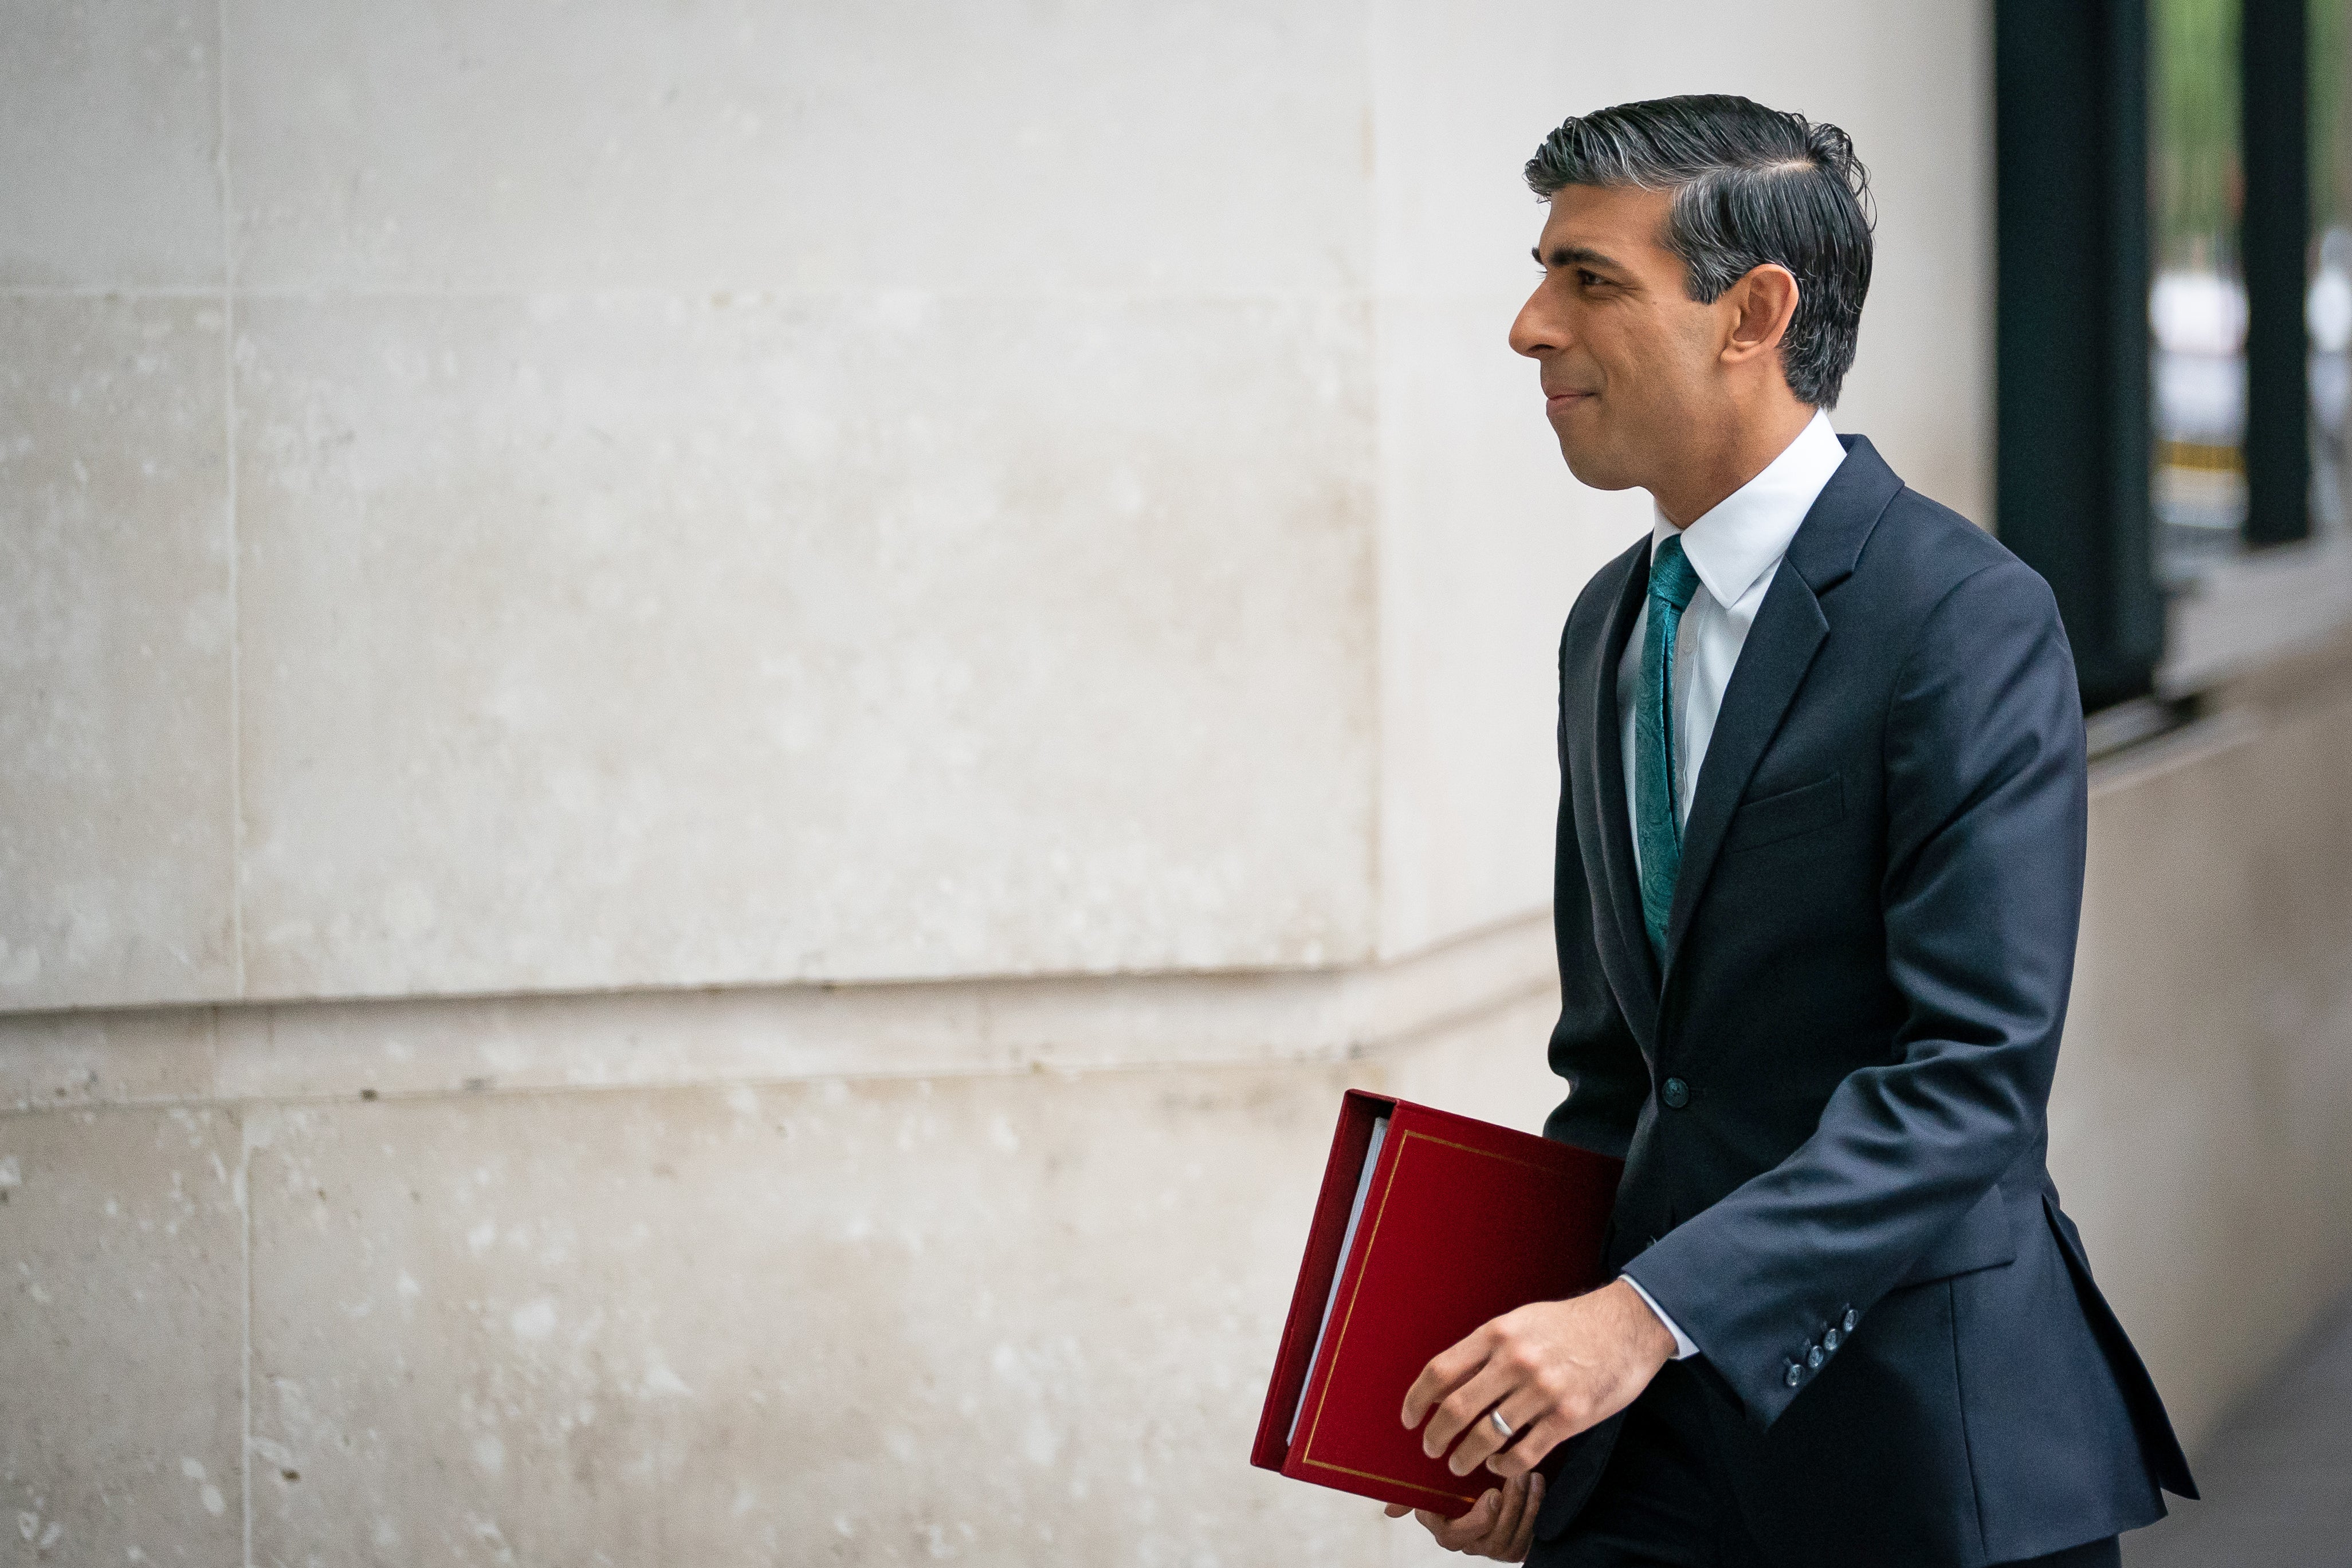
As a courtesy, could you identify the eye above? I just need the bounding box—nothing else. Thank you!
[1576,269,1605,289]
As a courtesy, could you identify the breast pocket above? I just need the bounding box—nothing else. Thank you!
[1725,773,1846,853]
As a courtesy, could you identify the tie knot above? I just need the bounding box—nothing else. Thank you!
[1651,534,1701,612]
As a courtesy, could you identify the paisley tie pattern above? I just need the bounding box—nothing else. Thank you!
[1636,535,1701,959]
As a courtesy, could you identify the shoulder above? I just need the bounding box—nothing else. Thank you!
[1858,485,2048,614]
[1858,492,2080,745]
[1848,485,2066,663]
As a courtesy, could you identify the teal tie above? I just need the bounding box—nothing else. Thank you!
[1636,535,1701,959]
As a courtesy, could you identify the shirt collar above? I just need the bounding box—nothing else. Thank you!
[1650,408,1848,608]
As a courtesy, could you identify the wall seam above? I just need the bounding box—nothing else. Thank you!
[219,0,245,1007]
[0,905,1556,1024]
[1361,6,1388,964]
[0,284,1410,303]
[238,1113,255,1568]
[0,970,1561,1118]
[215,3,253,1562]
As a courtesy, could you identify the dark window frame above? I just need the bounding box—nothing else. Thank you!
[2243,0,2312,548]
[1996,0,2317,714]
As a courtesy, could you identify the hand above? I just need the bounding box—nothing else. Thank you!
[1379,1471,1544,1559]
[1401,1278,1676,1481]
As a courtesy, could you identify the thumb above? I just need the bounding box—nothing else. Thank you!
[1383,1503,1412,1518]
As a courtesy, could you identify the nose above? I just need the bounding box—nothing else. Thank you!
[1509,282,1562,361]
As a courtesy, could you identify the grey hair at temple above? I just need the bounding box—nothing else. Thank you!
[1525,95,1875,408]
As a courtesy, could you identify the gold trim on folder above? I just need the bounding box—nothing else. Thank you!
[1295,1127,1549,1495]
[1299,1455,1475,1504]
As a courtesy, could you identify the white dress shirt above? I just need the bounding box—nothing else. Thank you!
[1612,408,1850,1361]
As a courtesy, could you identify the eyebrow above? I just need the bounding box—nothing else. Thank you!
[1532,243,1626,273]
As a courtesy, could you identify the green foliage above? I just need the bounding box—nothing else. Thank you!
[2153,0,2241,266]
[2316,0,2352,231]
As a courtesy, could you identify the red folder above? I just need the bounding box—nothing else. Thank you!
[1250,1090,1623,1516]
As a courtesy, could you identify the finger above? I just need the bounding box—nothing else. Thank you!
[1432,1488,1501,1549]
[1478,1381,1568,1478]
[1402,1324,1498,1428]
[1487,1404,1586,1480]
[1445,1365,1544,1477]
[1481,1472,1533,1551]
[1505,1473,1545,1561]
[1383,1503,1413,1518]
[1424,1357,1518,1466]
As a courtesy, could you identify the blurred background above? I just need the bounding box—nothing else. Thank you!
[2,1,2349,1563]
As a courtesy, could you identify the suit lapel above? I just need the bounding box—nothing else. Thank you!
[1658,569,1828,976]
[1659,436,1905,979]
[1587,539,1662,1042]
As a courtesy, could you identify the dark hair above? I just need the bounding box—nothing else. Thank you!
[1524,95,1874,407]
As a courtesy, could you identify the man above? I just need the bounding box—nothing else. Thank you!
[1381,96,2196,1566]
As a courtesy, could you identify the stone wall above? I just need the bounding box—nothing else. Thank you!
[1,0,1993,1012]
[2052,645,2352,1450]
[10,677,2352,1563]
[11,3,2349,1566]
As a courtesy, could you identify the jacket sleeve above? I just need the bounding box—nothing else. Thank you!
[1618,557,2088,1428]
[1542,622,1648,1161]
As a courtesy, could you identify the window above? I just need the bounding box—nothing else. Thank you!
[2311,1,2352,534]
[2150,0,2247,578]
[1998,0,2352,714]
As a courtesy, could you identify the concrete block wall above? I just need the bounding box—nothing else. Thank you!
[12,3,2350,1566]
[9,690,2352,1563]
[0,949,1570,1566]
[2052,649,2352,1448]
[1,0,1993,1013]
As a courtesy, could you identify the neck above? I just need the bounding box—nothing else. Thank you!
[1648,396,1818,529]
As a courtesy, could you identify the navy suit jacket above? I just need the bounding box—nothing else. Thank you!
[1531,437,2196,1565]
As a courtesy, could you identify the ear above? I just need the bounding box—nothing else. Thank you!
[1721,263,1801,368]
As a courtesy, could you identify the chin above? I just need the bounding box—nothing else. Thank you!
[1558,437,1639,493]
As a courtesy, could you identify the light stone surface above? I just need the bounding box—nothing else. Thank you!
[1372,293,1637,959]
[6,1,2350,1557]
[0,0,223,288]
[1,0,2005,1009]
[232,292,1376,997]
[2052,683,2352,1450]
[0,662,2346,1558]
[241,1054,1506,1567]
[2160,534,2352,694]
[206,913,1556,1103]
[0,1104,245,1566]
[0,1006,215,1113]
[1365,0,1994,957]
[224,0,1368,294]
[1379,985,1564,1136]
[0,297,239,1011]
[1442,0,1997,523]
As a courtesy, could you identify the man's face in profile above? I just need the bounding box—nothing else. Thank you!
[1509,184,1727,495]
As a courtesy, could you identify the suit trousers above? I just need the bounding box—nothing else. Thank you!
[1529,1362,2123,1568]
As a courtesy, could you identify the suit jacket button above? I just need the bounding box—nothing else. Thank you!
[1785,1363,1801,1388]
[1807,1344,1825,1369]
[1824,1327,1841,1351]
[1660,1077,1691,1109]
[1843,1308,1859,1332]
